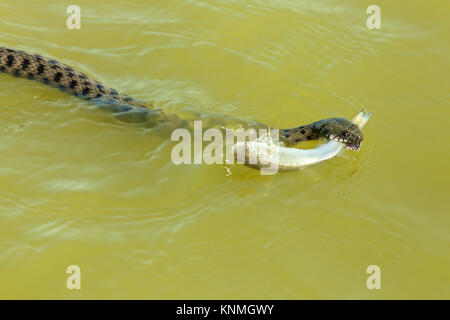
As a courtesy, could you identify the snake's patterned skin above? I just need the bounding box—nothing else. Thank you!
[0,47,148,107]
[0,47,177,125]
[0,47,363,148]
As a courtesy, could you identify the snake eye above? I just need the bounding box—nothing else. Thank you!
[344,131,350,137]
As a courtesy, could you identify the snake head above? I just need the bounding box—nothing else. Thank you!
[314,118,364,151]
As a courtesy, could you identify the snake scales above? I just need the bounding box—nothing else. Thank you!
[0,47,364,150]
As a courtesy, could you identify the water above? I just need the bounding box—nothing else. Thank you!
[0,0,448,299]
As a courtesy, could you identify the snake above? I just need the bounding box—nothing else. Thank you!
[233,110,371,171]
[0,47,367,169]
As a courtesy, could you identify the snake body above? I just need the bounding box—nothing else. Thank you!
[0,47,367,168]
[0,47,176,125]
[0,47,149,106]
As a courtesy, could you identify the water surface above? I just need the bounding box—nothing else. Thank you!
[0,0,449,299]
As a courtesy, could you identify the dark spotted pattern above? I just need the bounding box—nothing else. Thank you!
[0,47,156,116]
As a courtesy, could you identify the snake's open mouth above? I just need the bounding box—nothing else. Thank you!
[345,143,361,151]
[327,135,361,151]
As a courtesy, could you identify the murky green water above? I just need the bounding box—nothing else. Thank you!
[0,0,449,299]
